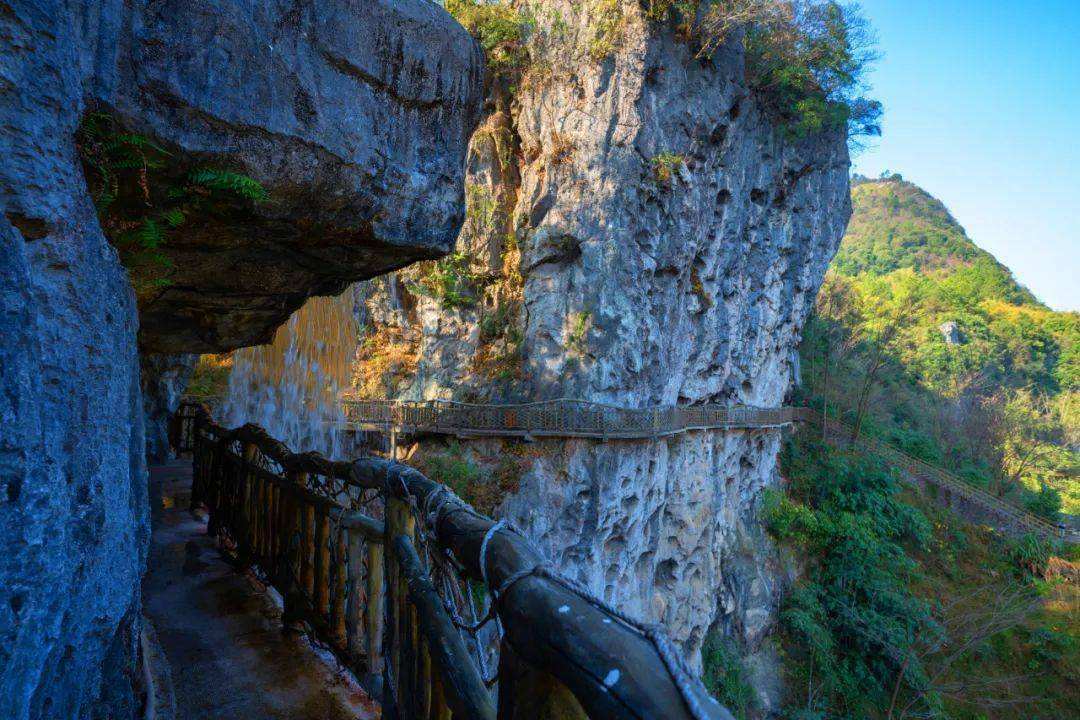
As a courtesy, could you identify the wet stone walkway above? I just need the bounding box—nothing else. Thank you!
[144,460,377,720]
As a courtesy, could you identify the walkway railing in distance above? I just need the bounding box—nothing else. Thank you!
[177,402,733,720]
[343,397,798,439]
[797,408,1076,543]
[178,399,1074,543]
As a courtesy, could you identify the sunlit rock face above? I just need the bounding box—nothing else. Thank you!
[352,3,850,709]
[0,2,481,718]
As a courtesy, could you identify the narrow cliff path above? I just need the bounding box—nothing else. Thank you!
[143,460,377,720]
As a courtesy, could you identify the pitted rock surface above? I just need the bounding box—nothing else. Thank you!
[354,4,850,708]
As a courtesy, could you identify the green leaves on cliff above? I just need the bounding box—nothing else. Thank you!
[646,1,882,140]
[446,0,533,80]
[408,252,493,310]
[76,112,267,296]
[651,151,687,186]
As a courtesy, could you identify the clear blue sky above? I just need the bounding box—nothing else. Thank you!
[851,0,1079,311]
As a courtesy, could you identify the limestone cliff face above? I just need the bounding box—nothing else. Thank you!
[354,2,850,704]
[0,2,480,718]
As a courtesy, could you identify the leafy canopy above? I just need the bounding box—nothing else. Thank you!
[769,436,935,717]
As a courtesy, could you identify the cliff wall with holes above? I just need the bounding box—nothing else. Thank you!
[351,3,850,708]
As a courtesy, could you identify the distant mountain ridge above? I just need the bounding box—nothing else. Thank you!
[838,175,1039,306]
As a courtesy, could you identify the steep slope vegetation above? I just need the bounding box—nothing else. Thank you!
[838,178,1036,304]
[771,434,1079,720]
[799,176,1078,516]
[771,174,1079,720]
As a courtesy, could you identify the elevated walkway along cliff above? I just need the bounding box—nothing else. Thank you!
[184,397,1076,543]
[143,460,376,720]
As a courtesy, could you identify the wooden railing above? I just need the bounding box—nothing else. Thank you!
[175,402,732,720]
[343,397,799,439]
[182,396,1074,543]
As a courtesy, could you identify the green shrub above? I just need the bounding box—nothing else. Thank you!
[651,152,686,185]
[446,0,533,79]
[567,311,591,352]
[701,632,755,719]
[1025,485,1063,522]
[1005,533,1050,578]
[775,436,936,717]
[422,442,522,515]
[661,1,881,140]
[424,442,482,498]
[409,252,492,310]
[741,1,881,139]
[77,112,267,293]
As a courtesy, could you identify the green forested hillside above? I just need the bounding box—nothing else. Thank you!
[756,176,1080,720]
[837,178,1037,306]
[799,175,1079,515]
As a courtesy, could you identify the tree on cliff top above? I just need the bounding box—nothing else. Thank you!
[656,0,883,139]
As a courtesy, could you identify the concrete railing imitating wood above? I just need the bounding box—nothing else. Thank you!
[181,394,1074,543]
[174,402,732,720]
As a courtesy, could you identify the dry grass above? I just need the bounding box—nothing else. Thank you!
[351,325,420,399]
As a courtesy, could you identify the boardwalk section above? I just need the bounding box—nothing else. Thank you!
[178,403,734,720]
[185,396,1075,543]
[342,397,799,439]
[143,460,376,720]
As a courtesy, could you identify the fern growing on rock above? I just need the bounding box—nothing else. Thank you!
[77,112,267,297]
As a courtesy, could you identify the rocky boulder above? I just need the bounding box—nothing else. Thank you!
[110,0,484,353]
[0,2,481,719]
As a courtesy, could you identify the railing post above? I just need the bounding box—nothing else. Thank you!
[366,538,385,675]
[331,523,348,646]
[393,535,496,720]
[315,507,331,618]
[275,480,297,590]
[295,472,315,599]
[346,520,385,675]
[239,441,257,566]
[205,437,221,537]
[255,469,267,562]
[189,407,204,510]
[385,490,415,713]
